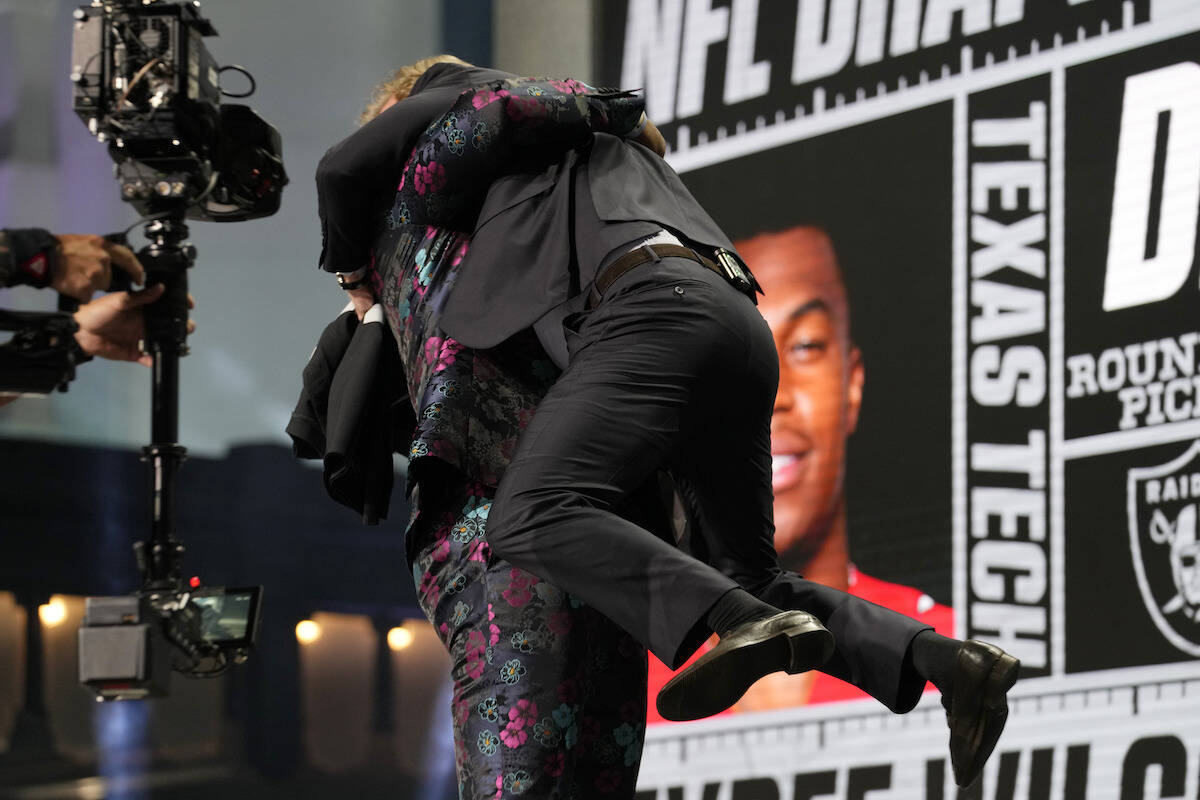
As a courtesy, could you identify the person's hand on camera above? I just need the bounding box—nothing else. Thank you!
[53,234,145,302]
[73,285,196,366]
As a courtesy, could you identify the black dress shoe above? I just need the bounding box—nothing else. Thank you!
[655,610,834,721]
[948,640,1020,788]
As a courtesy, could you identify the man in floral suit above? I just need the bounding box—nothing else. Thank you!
[317,56,1019,794]
[318,56,663,799]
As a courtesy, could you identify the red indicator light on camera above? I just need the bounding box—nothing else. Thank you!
[189,576,201,589]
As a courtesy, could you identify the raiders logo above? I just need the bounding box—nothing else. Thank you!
[1127,440,1200,656]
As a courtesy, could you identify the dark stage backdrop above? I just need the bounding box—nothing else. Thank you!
[599,1,1200,797]
[0,439,424,794]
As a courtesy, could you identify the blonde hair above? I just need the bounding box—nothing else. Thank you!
[359,54,473,124]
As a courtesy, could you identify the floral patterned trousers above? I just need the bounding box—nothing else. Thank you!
[409,475,648,799]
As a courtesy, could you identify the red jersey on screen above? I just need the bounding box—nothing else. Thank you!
[645,567,954,724]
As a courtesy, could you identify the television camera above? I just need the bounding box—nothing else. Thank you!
[62,0,284,699]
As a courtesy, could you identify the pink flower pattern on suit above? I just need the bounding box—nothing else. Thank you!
[414,161,446,195]
[409,479,647,798]
[372,75,649,799]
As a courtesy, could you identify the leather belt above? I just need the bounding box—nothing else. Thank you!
[586,243,735,309]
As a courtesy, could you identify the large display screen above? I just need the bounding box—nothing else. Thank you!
[598,1,1200,796]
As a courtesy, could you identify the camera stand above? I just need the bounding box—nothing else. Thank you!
[68,0,275,703]
[133,215,195,592]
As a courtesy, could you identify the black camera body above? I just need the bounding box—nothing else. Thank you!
[0,309,87,396]
[70,0,286,221]
[79,586,262,701]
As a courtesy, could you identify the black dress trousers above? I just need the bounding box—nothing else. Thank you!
[486,256,930,711]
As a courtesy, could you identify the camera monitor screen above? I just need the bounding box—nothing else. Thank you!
[190,586,262,647]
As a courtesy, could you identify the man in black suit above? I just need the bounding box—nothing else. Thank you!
[317,60,1016,788]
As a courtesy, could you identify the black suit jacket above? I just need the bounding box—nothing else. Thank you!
[318,62,749,352]
[440,129,748,351]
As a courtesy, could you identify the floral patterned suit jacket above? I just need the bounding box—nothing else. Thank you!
[366,77,643,496]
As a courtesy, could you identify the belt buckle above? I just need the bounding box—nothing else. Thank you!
[714,248,752,293]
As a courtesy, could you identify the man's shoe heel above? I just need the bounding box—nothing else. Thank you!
[949,641,1021,788]
[986,654,1020,706]
[784,625,835,674]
